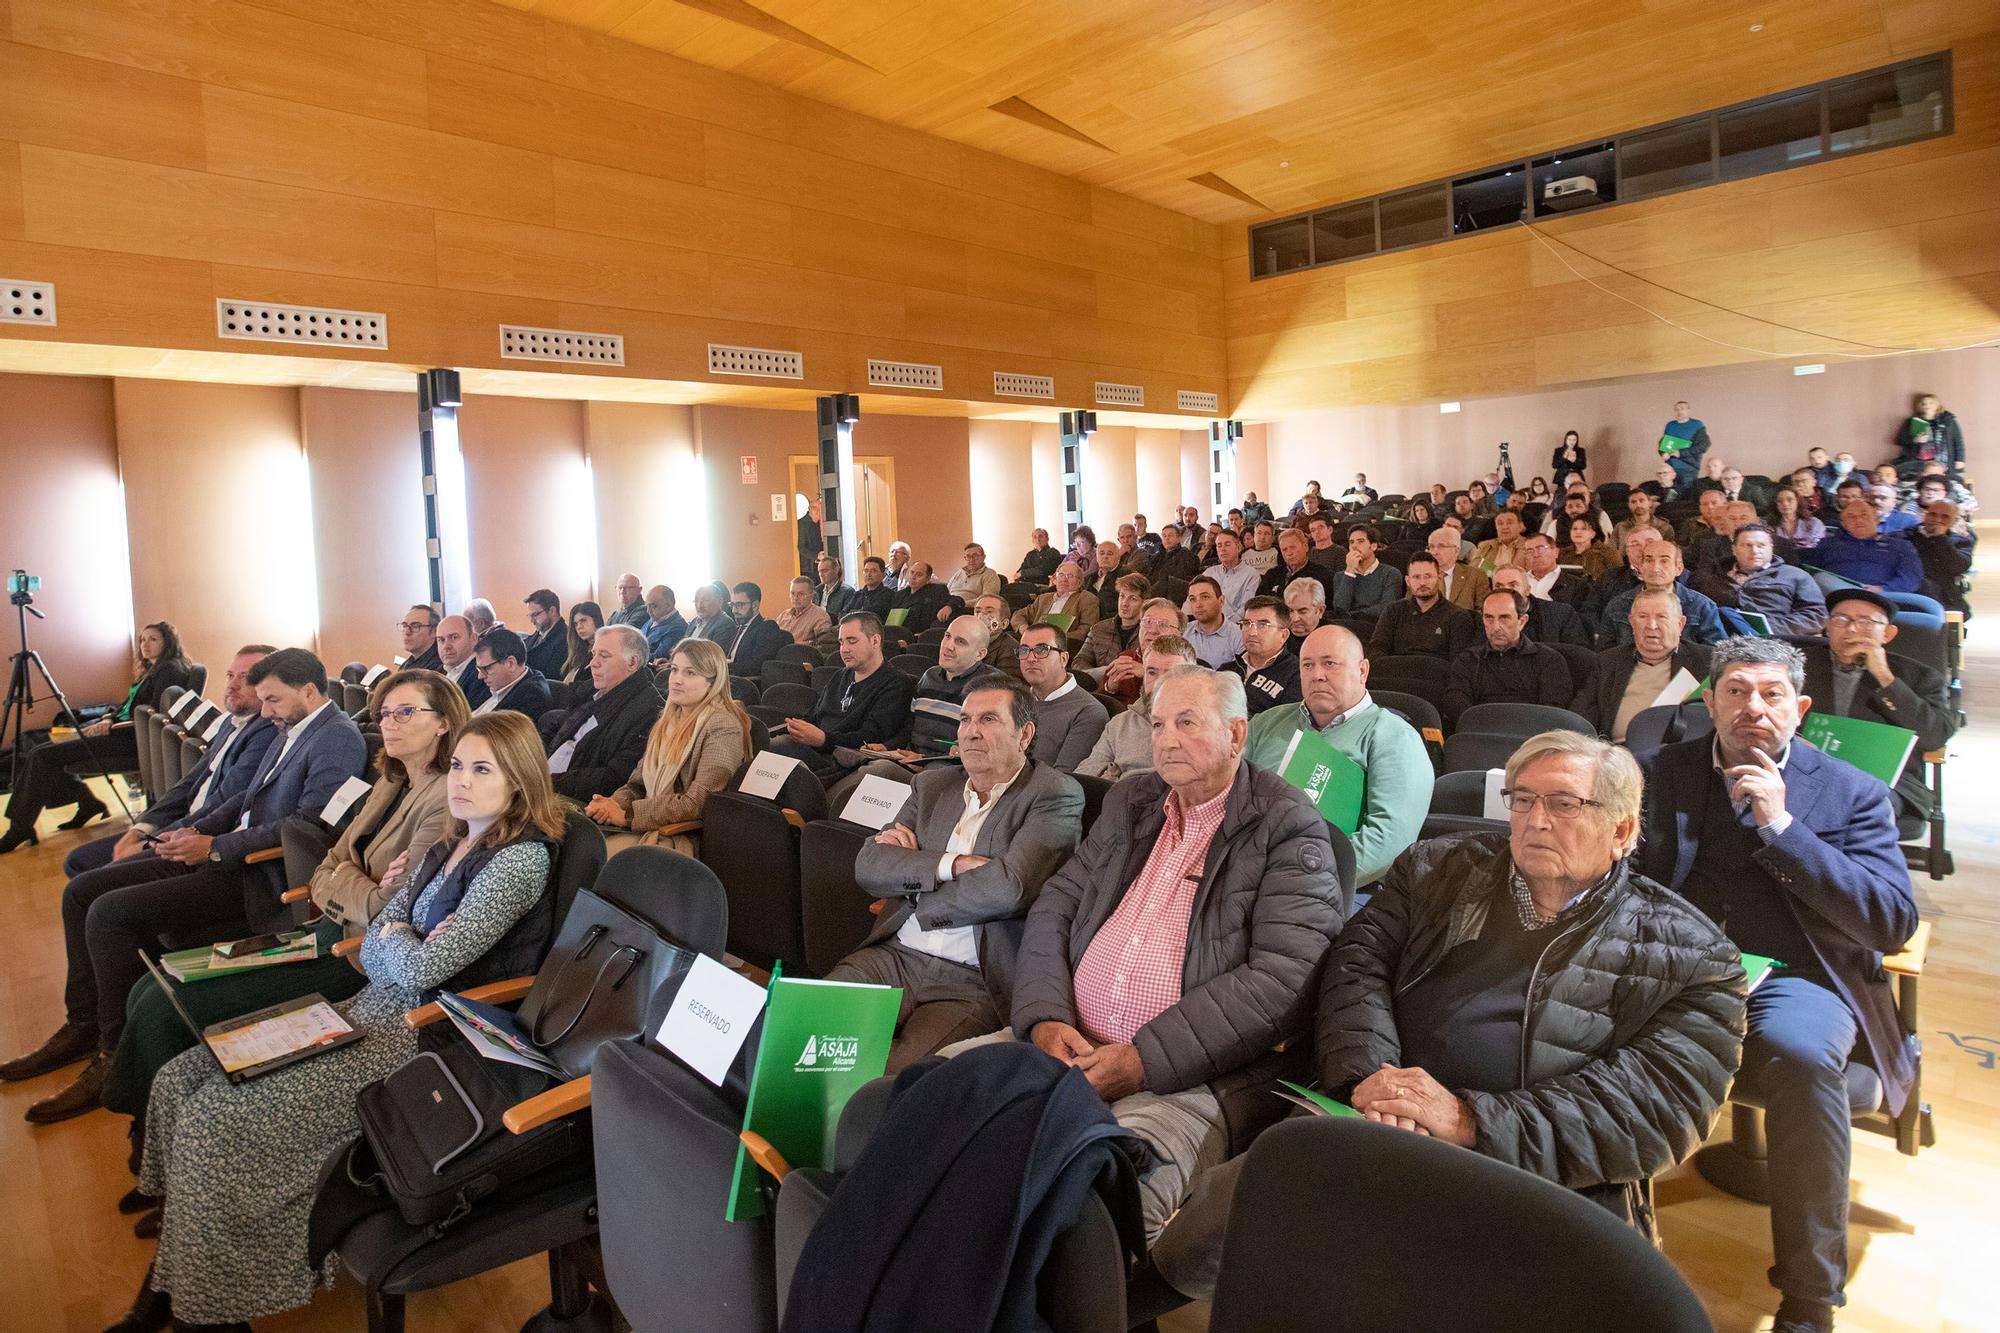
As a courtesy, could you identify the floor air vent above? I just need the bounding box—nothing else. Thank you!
[217,300,386,347]
[500,324,624,365]
[708,343,802,379]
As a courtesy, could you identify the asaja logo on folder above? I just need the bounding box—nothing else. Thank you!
[1300,760,1334,806]
[795,1033,863,1072]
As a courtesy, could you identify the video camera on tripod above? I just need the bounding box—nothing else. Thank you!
[3,568,134,817]
[7,568,39,604]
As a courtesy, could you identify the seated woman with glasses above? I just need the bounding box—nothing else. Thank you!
[583,638,749,857]
[1,621,192,852]
[114,711,566,1331]
[1149,729,1751,1299]
[99,670,472,1149]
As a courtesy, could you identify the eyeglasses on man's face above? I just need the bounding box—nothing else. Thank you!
[376,705,439,725]
[1827,613,1889,630]
[1500,788,1602,819]
[397,621,433,633]
[1016,644,1062,660]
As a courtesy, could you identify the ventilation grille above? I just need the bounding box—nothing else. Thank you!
[0,280,55,326]
[867,358,944,391]
[994,371,1054,400]
[500,324,624,365]
[1094,381,1145,407]
[708,343,802,379]
[1177,390,1220,413]
[217,300,386,346]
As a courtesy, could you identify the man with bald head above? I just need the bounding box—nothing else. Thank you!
[891,559,956,630]
[1429,525,1490,612]
[433,613,487,708]
[1602,540,1725,646]
[1245,624,1429,886]
[609,573,649,628]
[641,584,687,662]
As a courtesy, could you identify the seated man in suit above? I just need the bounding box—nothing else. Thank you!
[1015,527,1062,584]
[1015,622,1110,773]
[544,624,664,802]
[433,613,487,708]
[609,572,650,628]
[770,612,916,776]
[471,628,553,718]
[1691,524,1827,636]
[1010,559,1099,644]
[461,596,499,639]
[1803,590,1955,830]
[1441,590,1574,728]
[1368,552,1478,661]
[991,667,1344,1253]
[1601,540,1726,646]
[682,580,738,643]
[521,588,569,678]
[59,644,280,882]
[2,649,366,1122]
[1490,565,1591,647]
[1579,590,1712,742]
[723,581,790,677]
[398,605,442,671]
[837,678,1084,1070]
[1428,525,1489,612]
[1243,624,1429,888]
[1636,638,1917,1333]
[1517,533,1589,607]
[889,561,957,631]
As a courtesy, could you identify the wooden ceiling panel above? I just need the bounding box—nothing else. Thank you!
[489,0,1993,223]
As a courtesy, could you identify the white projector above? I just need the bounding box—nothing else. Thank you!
[1541,176,1599,210]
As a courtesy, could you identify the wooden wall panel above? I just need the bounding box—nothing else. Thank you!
[2,0,1226,415]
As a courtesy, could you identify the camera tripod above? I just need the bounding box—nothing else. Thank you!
[3,589,134,820]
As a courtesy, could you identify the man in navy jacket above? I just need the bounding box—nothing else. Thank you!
[4,649,366,1123]
[1636,637,1916,1333]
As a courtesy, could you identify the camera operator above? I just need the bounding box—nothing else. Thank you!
[2,619,192,853]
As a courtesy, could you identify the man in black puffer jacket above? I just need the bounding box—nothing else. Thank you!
[1148,729,1744,1301]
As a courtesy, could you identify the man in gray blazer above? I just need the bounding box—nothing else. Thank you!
[834,677,1083,1070]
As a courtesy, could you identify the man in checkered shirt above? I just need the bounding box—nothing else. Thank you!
[990,665,1347,1246]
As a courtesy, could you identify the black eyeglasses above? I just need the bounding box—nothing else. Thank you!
[376,705,438,725]
[1016,645,1063,660]
[396,621,434,633]
[1499,789,1602,819]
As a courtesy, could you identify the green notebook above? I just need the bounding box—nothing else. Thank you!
[159,931,318,983]
[1274,725,1365,835]
[1739,611,1772,635]
[1040,611,1075,632]
[726,971,901,1221]
[884,607,910,627]
[1741,953,1779,991]
[1799,712,1918,786]
[1275,1079,1364,1119]
[1658,432,1693,456]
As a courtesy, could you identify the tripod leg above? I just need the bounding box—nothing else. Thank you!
[20,650,133,821]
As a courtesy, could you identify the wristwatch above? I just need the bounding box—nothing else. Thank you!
[208,850,224,863]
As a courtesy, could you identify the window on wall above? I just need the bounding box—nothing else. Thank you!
[1247,51,1950,280]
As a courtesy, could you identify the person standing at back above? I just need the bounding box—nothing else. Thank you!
[1660,399,1711,490]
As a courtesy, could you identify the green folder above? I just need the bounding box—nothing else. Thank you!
[1275,725,1365,835]
[1276,1079,1364,1119]
[1741,953,1779,991]
[1799,712,1918,786]
[1040,611,1076,632]
[1686,674,1711,702]
[1658,432,1692,456]
[884,607,909,627]
[159,931,318,983]
[726,971,901,1221]
[1739,611,1772,635]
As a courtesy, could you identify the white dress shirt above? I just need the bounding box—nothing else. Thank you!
[896,772,1016,966]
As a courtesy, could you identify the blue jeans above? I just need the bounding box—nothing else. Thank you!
[1738,974,1859,1308]
[1666,452,1700,490]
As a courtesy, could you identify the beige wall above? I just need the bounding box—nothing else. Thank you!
[0,375,131,724]
[456,396,593,618]
[967,421,1037,569]
[300,387,429,672]
[1260,345,1999,504]
[585,401,699,618]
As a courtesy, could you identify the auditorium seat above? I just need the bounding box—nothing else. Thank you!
[1370,690,1445,771]
[1368,654,1451,710]
[758,682,817,720]
[1441,731,1521,775]
[1622,703,1714,755]
[1456,702,1594,740]
[697,761,828,972]
[888,653,931,680]
[760,659,810,691]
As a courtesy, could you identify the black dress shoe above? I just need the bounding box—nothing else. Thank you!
[26,1050,110,1124]
[118,1186,159,1215]
[0,1020,97,1081]
[1774,1296,1835,1333]
[134,1206,162,1240]
[60,796,110,830]
[0,823,39,853]
[103,1265,170,1333]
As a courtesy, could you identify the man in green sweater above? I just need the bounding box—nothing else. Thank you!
[1242,624,1431,886]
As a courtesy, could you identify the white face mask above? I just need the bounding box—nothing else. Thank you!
[1833,459,1853,475]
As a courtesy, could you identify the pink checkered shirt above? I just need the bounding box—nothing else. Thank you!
[1071,783,1231,1045]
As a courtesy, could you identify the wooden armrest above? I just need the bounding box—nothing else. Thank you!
[405,975,535,1027]
[729,957,773,985]
[654,819,702,836]
[1421,727,1444,746]
[1923,748,1946,765]
[504,1075,592,1134]
[280,886,310,904]
[869,898,889,916]
[331,936,363,958]
[243,847,284,865]
[739,1129,792,1181]
[1884,921,1931,977]
[1944,610,1965,625]
[783,808,807,831]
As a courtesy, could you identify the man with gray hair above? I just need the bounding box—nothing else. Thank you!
[544,622,664,801]
[1150,727,1745,1303]
[1283,575,1327,651]
[996,664,1344,1259]
[1636,637,1915,1333]
[461,597,498,638]
[610,572,649,628]
[683,580,736,643]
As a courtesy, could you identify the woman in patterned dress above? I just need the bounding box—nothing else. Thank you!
[109,712,566,1332]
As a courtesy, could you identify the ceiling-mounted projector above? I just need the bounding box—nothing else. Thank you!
[1541,176,1599,211]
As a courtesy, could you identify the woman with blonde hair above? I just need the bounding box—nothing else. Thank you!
[119,713,565,1330]
[585,638,749,856]
[102,670,472,1128]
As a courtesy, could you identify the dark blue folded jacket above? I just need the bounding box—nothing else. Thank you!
[782,1041,1144,1333]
